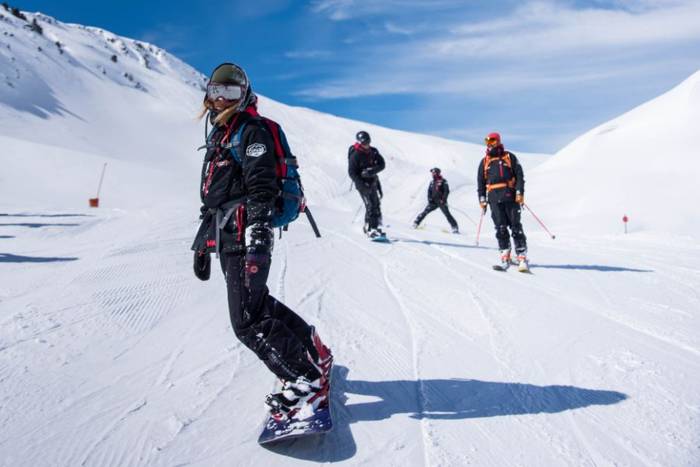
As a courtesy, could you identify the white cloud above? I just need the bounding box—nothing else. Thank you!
[310,0,463,21]
[298,0,700,99]
[435,1,700,59]
[384,21,415,35]
[285,50,333,59]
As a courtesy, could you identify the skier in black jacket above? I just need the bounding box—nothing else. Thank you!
[348,130,386,238]
[192,63,332,420]
[477,132,528,269]
[412,167,459,233]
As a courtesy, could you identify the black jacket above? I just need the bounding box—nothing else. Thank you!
[199,109,277,253]
[477,150,524,204]
[348,143,385,190]
[427,177,450,204]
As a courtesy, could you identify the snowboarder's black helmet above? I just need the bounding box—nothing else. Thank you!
[430,167,441,175]
[206,62,254,111]
[210,63,248,87]
[356,131,371,144]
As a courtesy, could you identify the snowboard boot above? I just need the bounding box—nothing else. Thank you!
[499,249,512,269]
[307,326,333,382]
[265,376,328,421]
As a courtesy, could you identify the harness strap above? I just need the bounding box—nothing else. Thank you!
[211,199,245,257]
[486,180,516,193]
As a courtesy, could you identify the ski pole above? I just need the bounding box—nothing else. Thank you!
[475,208,485,246]
[452,206,477,226]
[523,203,556,239]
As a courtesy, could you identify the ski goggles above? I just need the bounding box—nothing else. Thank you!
[485,136,500,146]
[206,83,246,101]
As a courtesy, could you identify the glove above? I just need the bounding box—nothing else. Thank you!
[479,196,488,213]
[244,252,270,289]
[515,191,524,205]
[193,251,211,281]
[199,205,209,220]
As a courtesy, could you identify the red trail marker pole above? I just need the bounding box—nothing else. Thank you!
[89,162,107,208]
[623,214,628,234]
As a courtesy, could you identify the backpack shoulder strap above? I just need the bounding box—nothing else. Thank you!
[482,155,491,180]
[259,117,285,159]
[503,152,513,169]
[229,114,266,162]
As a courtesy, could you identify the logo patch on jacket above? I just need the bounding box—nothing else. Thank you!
[246,143,267,158]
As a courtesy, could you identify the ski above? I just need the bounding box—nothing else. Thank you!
[492,264,509,271]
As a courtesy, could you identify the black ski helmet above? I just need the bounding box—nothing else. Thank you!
[356,131,371,144]
[430,167,441,176]
[207,62,255,111]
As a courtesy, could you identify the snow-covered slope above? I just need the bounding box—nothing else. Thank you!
[1,8,698,467]
[530,70,700,237]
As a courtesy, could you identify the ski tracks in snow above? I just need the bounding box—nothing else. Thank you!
[324,228,433,465]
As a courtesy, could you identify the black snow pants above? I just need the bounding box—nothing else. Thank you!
[414,202,458,229]
[489,200,527,253]
[220,252,320,382]
[357,183,382,230]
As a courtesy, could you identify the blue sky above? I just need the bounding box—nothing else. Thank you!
[18,0,700,153]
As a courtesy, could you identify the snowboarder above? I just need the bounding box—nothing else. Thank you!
[192,63,332,421]
[412,167,459,233]
[477,132,529,271]
[348,130,386,239]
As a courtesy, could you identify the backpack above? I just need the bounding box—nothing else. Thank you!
[230,116,304,229]
[482,152,516,192]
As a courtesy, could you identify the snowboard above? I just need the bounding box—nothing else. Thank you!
[370,235,391,243]
[258,403,333,444]
[258,365,334,444]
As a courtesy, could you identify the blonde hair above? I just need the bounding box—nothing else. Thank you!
[197,100,238,126]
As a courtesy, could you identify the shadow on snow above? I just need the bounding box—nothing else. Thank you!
[393,237,493,250]
[0,253,78,263]
[531,264,653,273]
[0,222,82,228]
[0,213,93,218]
[262,366,626,461]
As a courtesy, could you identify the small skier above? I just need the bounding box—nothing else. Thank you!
[412,167,459,234]
[192,62,332,421]
[477,132,529,271]
[348,130,386,239]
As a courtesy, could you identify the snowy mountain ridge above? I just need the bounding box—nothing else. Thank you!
[530,69,700,236]
[0,5,548,215]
